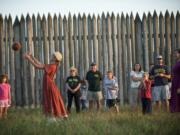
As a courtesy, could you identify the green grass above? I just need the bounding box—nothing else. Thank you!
[0,106,179,135]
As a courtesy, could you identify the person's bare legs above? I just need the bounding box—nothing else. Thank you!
[163,100,169,112]
[3,107,8,118]
[89,100,93,111]
[96,100,101,111]
[0,107,3,119]
[115,104,119,113]
[155,101,161,112]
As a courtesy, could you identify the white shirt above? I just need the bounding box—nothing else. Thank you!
[103,76,119,99]
[130,71,144,88]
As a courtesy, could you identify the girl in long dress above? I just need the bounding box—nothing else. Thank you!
[170,49,180,112]
[23,52,68,119]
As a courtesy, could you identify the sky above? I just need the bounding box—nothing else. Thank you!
[0,0,180,20]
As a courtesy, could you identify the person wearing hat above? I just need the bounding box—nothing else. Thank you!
[66,67,81,113]
[150,55,171,112]
[86,63,103,111]
[23,51,68,121]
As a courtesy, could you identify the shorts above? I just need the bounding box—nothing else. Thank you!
[87,91,103,101]
[106,99,117,108]
[0,99,10,108]
[152,85,170,101]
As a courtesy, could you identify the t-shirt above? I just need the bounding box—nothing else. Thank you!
[130,71,144,88]
[0,83,11,100]
[139,80,152,99]
[150,65,170,86]
[66,76,81,90]
[86,70,102,92]
[103,76,119,99]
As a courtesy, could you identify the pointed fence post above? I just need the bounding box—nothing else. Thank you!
[68,14,74,67]
[26,14,35,108]
[111,13,118,77]
[82,14,89,74]
[97,15,103,73]
[107,13,113,71]
[13,16,22,107]
[102,13,108,75]
[117,14,124,104]
[142,14,149,71]
[92,15,98,65]
[153,11,159,61]
[159,12,165,58]
[171,13,175,65]
[0,15,5,74]
[148,13,154,64]
[8,15,15,106]
[165,11,171,69]
[121,13,128,102]
[130,13,136,65]
[20,15,28,108]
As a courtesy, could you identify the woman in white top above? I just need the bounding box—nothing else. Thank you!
[103,70,119,113]
[130,63,144,110]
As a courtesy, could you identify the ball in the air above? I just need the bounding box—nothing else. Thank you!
[12,42,21,51]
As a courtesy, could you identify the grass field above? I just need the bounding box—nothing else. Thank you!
[0,106,179,135]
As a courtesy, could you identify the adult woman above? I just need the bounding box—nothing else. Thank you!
[23,52,68,119]
[66,67,81,113]
[170,49,180,112]
[130,63,144,110]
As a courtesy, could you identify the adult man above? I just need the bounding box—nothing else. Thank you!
[150,55,171,112]
[86,63,102,111]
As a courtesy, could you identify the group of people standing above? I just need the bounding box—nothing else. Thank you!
[66,63,119,114]
[130,49,180,114]
[0,49,180,121]
[130,56,170,114]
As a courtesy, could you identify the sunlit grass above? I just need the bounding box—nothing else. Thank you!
[0,106,179,135]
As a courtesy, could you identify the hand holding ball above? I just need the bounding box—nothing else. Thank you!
[12,42,21,51]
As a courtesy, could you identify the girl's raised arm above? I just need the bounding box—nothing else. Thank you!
[23,53,45,69]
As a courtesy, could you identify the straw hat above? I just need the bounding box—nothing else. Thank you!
[156,55,163,59]
[53,52,62,61]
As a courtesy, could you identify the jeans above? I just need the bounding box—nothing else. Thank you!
[67,90,81,113]
[81,99,87,110]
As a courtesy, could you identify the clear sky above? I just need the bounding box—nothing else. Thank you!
[0,0,180,20]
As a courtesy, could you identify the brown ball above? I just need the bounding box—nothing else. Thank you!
[12,42,21,51]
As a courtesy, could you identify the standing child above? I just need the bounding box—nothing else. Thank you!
[139,72,152,114]
[103,71,119,113]
[0,74,11,119]
[80,79,88,111]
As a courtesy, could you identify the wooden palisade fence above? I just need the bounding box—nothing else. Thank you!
[0,11,180,108]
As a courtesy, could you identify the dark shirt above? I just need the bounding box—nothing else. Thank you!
[66,76,81,90]
[150,65,170,86]
[86,70,102,92]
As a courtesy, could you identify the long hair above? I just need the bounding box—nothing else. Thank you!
[0,74,8,83]
[133,63,142,72]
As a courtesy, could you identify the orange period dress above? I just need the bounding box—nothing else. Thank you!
[42,64,67,117]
